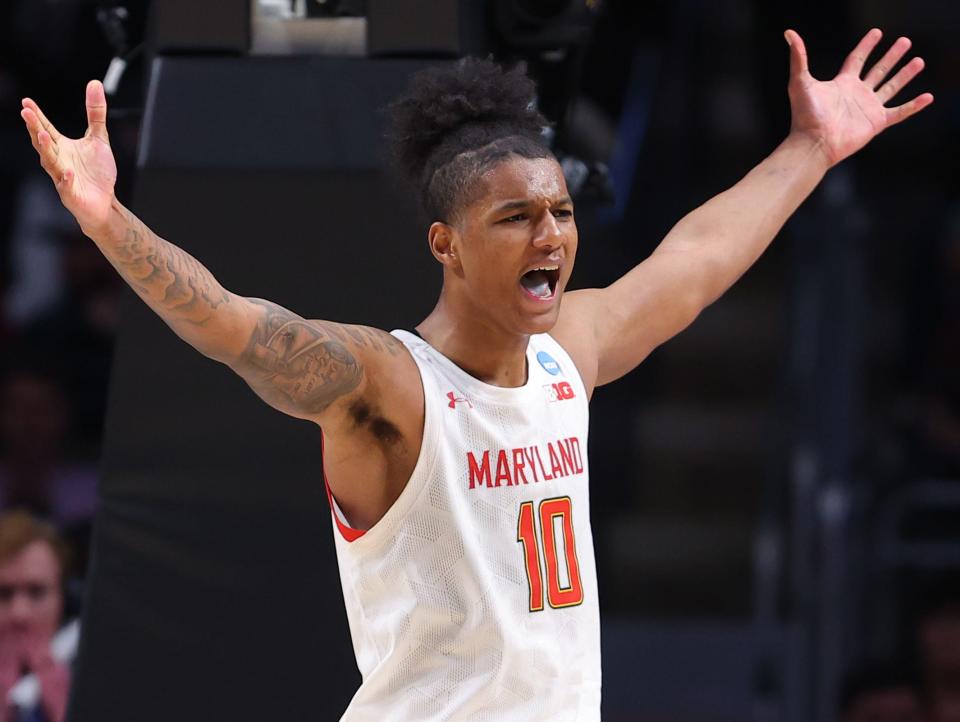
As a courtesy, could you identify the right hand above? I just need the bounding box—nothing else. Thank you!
[21,635,70,722]
[21,79,118,234]
[0,630,20,695]
[0,629,70,722]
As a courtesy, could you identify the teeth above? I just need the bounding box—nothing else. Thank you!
[533,265,558,272]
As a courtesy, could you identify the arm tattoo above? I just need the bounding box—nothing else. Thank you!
[101,210,381,417]
[238,298,363,415]
[324,323,406,357]
[110,211,231,327]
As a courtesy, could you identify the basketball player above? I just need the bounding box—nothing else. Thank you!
[20,28,931,720]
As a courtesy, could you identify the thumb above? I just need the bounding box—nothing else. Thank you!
[784,29,810,79]
[85,79,109,142]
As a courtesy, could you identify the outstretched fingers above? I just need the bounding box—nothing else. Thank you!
[85,79,109,142]
[20,107,41,153]
[20,107,54,159]
[21,98,61,142]
[20,107,67,185]
[885,92,934,128]
[840,27,883,77]
[784,29,810,78]
[877,56,926,104]
[863,36,911,89]
[841,28,934,127]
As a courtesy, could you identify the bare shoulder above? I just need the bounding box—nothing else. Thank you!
[550,289,603,398]
[306,322,425,531]
[232,297,420,424]
[304,321,423,444]
[313,323,417,381]
[230,299,423,529]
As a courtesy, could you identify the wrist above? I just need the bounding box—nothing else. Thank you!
[783,130,833,172]
[80,194,125,242]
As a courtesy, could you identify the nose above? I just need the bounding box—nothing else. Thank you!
[9,591,33,624]
[531,210,563,251]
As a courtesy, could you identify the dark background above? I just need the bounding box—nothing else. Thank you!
[0,1,957,721]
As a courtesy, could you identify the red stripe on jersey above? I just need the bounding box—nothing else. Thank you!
[321,430,366,542]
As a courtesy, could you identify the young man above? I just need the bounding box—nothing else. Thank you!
[0,512,73,722]
[20,27,931,720]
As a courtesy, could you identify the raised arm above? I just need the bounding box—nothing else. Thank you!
[558,28,933,389]
[19,80,398,423]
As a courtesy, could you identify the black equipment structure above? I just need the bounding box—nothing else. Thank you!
[68,56,439,721]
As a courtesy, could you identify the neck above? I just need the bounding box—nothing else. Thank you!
[416,292,530,388]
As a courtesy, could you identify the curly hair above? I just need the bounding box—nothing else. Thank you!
[385,57,554,222]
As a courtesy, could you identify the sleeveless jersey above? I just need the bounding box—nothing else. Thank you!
[326,330,601,721]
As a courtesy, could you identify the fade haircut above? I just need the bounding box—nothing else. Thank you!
[385,57,554,223]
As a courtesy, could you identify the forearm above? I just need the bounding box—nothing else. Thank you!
[85,197,374,421]
[86,196,249,363]
[657,131,831,307]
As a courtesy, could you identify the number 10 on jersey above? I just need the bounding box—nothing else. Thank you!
[517,496,584,612]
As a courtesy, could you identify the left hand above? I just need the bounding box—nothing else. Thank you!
[784,27,933,167]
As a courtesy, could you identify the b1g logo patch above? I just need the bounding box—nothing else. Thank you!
[536,351,562,376]
[544,381,575,402]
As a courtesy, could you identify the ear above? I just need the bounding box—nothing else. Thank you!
[428,221,462,271]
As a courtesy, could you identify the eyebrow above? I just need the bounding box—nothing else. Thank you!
[491,196,574,214]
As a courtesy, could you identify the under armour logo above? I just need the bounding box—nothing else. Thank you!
[447,391,473,409]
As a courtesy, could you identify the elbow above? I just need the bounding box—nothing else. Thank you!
[691,250,738,311]
[675,290,707,338]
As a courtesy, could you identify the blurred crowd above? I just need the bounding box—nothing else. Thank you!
[839,581,960,722]
[0,1,143,718]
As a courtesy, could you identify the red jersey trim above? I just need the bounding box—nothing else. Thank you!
[321,431,366,542]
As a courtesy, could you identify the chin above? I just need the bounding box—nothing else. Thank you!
[516,302,561,336]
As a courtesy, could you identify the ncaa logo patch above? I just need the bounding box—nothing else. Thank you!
[536,351,562,376]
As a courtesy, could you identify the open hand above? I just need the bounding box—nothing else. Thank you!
[22,639,70,722]
[21,80,118,235]
[784,28,933,167]
[0,634,20,694]
[0,631,71,722]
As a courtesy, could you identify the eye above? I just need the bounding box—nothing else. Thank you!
[552,208,573,219]
[28,584,50,601]
[501,214,527,223]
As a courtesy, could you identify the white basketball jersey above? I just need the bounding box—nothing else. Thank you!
[326,330,601,721]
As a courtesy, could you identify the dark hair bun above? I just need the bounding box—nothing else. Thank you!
[386,57,549,185]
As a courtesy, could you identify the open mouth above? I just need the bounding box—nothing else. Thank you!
[519,266,560,300]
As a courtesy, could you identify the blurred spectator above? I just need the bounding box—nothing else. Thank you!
[0,511,76,722]
[916,582,960,722]
[3,175,76,331]
[838,660,922,722]
[20,227,121,446]
[0,361,98,528]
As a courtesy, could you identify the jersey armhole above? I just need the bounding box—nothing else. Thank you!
[544,333,591,403]
[321,431,366,542]
[322,333,439,545]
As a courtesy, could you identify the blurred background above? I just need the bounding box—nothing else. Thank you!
[0,0,957,721]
